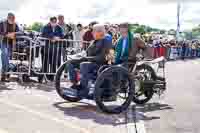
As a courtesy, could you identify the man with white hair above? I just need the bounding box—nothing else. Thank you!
[67,24,112,98]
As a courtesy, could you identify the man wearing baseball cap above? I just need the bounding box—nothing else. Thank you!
[0,12,19,81]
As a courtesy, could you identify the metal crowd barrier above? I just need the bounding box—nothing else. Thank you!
[0,35,91,81]
[0,35,33,76]
[146,45,200,60]
[32,37,90,76]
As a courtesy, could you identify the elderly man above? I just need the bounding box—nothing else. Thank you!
[0,13,19,81]
[67,24,112,97]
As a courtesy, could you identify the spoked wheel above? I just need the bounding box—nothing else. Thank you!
[132,64,156,105]
[94,66,135,114]
[55,61,82,102]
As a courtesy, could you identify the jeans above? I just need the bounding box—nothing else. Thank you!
[68,62,80,82]
[187,48,192,57]
[166,47,171,59]
[191,49,196,58]
[197,49,200,57]
[80,62,98,89]
[0,44,11,73]
[181,47,186,59]
[177,47,181,57]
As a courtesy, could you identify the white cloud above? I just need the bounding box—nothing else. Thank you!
[0,0,200,30]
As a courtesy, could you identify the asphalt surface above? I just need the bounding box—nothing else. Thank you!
[0,59,200,133]
[141,59,200,133]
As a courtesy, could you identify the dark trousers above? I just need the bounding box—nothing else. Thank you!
[68,61,98,97]
[41,45,62,75]
[181,47,186,60]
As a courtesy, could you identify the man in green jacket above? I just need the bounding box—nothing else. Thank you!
[115,23,146,67]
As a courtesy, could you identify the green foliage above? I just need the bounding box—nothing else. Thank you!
[129,23,165,34]
[28,22,44,32]
[134,26,146,34]
[188,25,200,39]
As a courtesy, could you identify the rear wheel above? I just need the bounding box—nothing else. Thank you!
[94,66,134,114]
[132,64,156,104]
[55,61,82,102]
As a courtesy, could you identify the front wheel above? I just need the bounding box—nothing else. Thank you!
[94,66,134,114]
[55,61,82,102]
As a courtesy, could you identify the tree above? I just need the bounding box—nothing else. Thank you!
[134,26,146,34]
[28,22,44,32]
[160,29,166,34]
[168,29,176,35]
[146,26,152,32]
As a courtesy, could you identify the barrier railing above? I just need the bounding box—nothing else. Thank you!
[1,34,200,82]
[32,37,90,75]
[0,35,33,76]
[146,45,200,60]
[0,35,91,82]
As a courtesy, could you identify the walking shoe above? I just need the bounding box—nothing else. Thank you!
[1,75,6,82]
[63,84,81,98]
[1,74,8,82]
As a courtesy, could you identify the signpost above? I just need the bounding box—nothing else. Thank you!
[176,0,181,40]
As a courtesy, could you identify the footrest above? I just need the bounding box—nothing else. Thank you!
[13,52,27,56]
[63,88,78,98]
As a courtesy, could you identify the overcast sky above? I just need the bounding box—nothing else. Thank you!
[0,0,200,30]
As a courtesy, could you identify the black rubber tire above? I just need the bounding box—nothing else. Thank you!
[37,75,43,83]
[132,64,156,105]
[94,66,135,114]
[22,74,30,82]
[55,61,81,102]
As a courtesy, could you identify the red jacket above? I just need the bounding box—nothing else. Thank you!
[83,29,94,42]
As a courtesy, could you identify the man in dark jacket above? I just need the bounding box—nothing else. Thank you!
[0,13,19,81]
[67,24,112,97]
[41,17,64,81]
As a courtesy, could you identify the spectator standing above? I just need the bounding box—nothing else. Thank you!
[58,15,68,36]
[104,24,112,43]
[181,41,187,60]
[153,38,160,58]
[41,17,64,81]
[83,22,97,49]
[0,13,19,81]
[73,24,85,49]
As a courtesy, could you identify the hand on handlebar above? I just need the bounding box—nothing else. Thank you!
[51,37,61,42]
[6,32,15,39]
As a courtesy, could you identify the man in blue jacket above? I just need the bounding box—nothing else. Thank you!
[41,17,64,81]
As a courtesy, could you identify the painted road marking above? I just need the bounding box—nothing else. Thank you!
[0,98,91,133]
[0,129,9,133]
[126,106,146,133]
